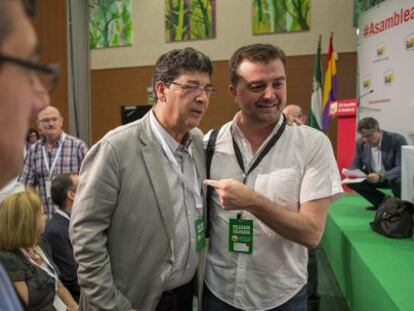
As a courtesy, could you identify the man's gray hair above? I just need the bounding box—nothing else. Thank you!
[357,117,380,133]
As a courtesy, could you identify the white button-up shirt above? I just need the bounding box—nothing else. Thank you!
[149,112,201,291]
[204,113,343,310]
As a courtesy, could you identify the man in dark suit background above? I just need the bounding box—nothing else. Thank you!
[347,117,407,210]
[44,173,80,301]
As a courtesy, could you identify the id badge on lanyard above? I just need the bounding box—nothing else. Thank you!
[195,217,206,252]
[228,218,253,254]
[150,117,203,208]
[42,134,66,199]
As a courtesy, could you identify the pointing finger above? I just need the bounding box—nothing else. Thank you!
[203,179,219,188]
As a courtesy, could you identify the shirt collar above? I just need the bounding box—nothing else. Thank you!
[40,132,66,147]
[371,131,383,150]
[149,111,192,153]
[231,111,284,141]
[55,208,70,220]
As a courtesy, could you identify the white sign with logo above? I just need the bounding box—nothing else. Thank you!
[358,0,414,143]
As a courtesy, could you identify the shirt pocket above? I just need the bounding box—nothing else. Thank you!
[255,168,301,209]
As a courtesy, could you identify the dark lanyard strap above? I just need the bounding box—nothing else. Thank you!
[232,115,286,219]
[232,115,287,184]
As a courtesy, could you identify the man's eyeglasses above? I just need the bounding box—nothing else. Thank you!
[170,81,218,98]
[38,117,60,124]
[0,53,59,93]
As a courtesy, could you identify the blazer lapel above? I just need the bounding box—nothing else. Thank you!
[363,143,372,172]
[139,114,175,252]
[190,132,207,218]
[380,131,390,167]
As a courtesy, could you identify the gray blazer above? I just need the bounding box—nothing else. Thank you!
[350,130,407,181]
[69,112,207,311]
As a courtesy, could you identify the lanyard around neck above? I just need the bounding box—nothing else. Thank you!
[232,115,287,184]
[150,116,202,208]
[20,247,59,290]
[42,133,66,177]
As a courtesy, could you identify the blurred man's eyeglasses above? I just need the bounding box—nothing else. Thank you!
[0,53,59,93]
[38,117,59,124]
[170,81,218,98]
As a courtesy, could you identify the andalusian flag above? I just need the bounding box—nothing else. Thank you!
[321,33,337,131]
[308,36,323,130]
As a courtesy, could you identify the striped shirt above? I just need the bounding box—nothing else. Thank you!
[19,132,88,217]
[0,264,23,311]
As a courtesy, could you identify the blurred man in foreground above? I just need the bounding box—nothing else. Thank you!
[0,0,53,309]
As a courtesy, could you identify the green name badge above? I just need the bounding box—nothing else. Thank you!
[228,218,253,254]
[195,218,206,252]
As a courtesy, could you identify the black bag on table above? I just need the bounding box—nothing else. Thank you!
[370,197,414,238]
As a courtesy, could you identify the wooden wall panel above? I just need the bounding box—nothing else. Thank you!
[32,0,69,130]
[91,52,357,147]
[90,66,154,142]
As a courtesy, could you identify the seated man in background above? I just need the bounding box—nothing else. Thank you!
[44,173,80,301]
[347,117,407,210]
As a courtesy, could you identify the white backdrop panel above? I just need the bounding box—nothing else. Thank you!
[358,0,414,144]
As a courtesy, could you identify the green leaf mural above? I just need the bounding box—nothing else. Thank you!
[353,0,386,27]
[253,0,310,34]
[89,0,133,49]
[165,0,216,42]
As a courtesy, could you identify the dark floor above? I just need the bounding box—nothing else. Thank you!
[316,247,349,311]
[193,247,349,311]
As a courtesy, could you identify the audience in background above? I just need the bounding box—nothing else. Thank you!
[70,47,213,311]
[1,127,42,207]
[44,173,80,301]
[19,106,88,218]
[0,191,78,310]
[202,44,342,311]
[283,104,308,125]
[25,127,40,150]
[346,117,407,210]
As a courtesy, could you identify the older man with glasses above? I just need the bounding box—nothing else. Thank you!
[70,47,214,311]
[19,106,88,218]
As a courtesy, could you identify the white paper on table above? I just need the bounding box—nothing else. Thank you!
[341,177,367,184]
[341,168,367,178]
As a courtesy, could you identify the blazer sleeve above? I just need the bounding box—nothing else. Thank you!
[383,134,407,181]
[349,139,365,171]
[69,140,132,311]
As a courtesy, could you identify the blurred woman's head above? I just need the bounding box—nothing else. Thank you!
[26,128,40,145]
[0,191,46,250]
